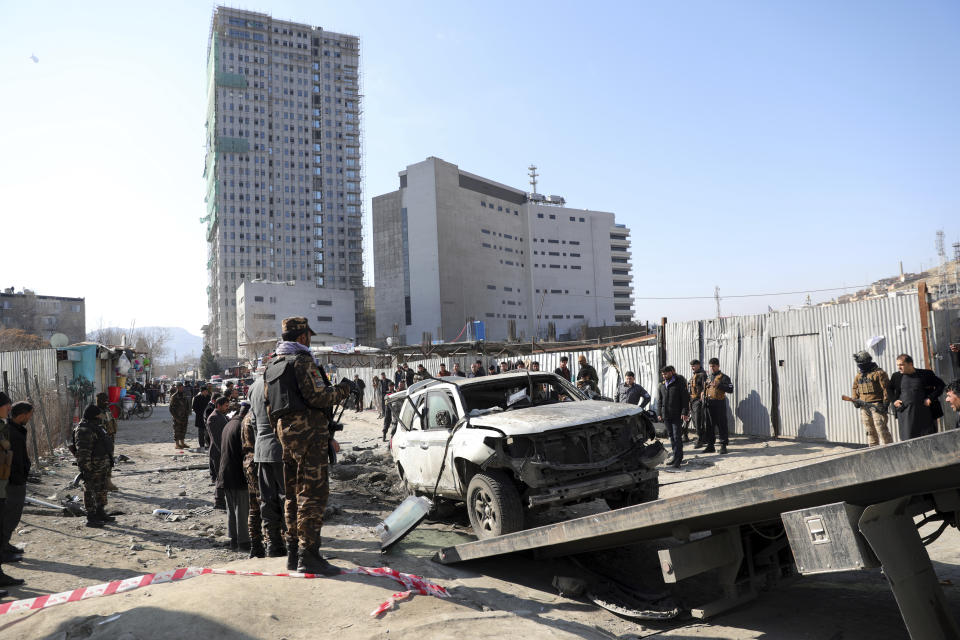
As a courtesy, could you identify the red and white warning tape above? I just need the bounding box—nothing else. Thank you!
[0,565,449,618]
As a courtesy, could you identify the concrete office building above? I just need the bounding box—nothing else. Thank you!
[236,280,355,359]
[203,7,363,358]
[373,157,634,345]
[0,288,86,344]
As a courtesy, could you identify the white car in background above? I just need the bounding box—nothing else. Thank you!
[388,372,666,539]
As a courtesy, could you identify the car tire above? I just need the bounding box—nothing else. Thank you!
[604,477,659,510]
[466,470,524,539]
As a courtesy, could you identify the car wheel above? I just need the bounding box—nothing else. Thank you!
[604,477,660,510]
[466,470,524,539]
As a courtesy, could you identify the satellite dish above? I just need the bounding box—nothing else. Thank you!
[50,333,69,348]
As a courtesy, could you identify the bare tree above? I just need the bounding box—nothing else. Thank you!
[134,327,171,364]
[0,328,45,351]
[89,318,124,345]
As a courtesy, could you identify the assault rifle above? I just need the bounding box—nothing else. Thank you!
[317,365,352,464]
[841,395,888,414]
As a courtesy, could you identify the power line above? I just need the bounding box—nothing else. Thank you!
[634,284,871,301]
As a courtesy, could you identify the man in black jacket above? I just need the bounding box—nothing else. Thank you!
[889,354,945,440]
[2,400,32,562]
[218,404,252,552]
[206,396,230,509]
[192,387,211,449]
[656,366,689,469]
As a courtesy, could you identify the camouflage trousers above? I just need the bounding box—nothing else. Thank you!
[172,418,188,441]
[277,415,329,549]
[81,457,111,513]
[244,454,263,544]
[860,407,892,446]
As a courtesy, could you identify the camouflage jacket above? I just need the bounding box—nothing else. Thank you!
[851,368,890,404]
[240,411,256,470]
[74,418,113,470]
[267,352,347,432]
[169,391,191,420]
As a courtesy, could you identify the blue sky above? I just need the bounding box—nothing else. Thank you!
[1,0,957,335]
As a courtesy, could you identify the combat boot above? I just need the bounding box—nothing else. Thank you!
[0,571,25,587]
[250,539,266,558]
[286,541,299,571]
[297,544,340,576]
[96,507,116,523]
[266,530,287,557]
[702,445,716,453]
[720,444,728,455]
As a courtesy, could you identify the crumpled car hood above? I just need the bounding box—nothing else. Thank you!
[469,400,642,435]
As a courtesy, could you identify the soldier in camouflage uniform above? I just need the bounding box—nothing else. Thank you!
[241,410,265,557]
[74,405,115,528]
[168,382,191,449]
[96,392,119,491]
[265,317,350,575]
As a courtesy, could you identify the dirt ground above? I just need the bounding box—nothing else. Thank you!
[3,404,960,639]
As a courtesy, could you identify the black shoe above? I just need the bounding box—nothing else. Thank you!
[267,538,287,558]
[286,541,299,571]
[671,459,683,468]
[702,445,716,453]
[214,502,227,511]
[228,539,238,551]
[664,457,675,466]
[96,508,116,523]
[3,544,23,555]
[250,540,266,558]
[682,435,690,443]
[1,552,22,563]
[85,517,104,528]
[297,545,340,576]
[0,573,24,588]
[720,445,728,454]
[694,440,705,449]
[238,541,251,553]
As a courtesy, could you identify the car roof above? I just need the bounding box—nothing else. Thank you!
[405,371,563,394]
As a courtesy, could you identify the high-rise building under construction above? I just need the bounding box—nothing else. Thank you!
[203,6,363,358]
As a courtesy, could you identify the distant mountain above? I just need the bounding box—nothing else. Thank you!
[86,326,203,363]
[155,327,203,362]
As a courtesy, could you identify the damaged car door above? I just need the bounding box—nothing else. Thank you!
[419,390,462,494]
[394,395,427,490]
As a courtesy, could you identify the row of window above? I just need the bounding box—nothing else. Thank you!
[534,264,582,270]
[536,213,586,223]
[480,201,520,216]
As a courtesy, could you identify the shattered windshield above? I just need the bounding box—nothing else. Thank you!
[460,374,586,413]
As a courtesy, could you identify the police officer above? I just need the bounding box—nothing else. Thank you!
[615,371,651,408]
[688,360,707,448]
[74,405,115,528]
[850,351,892,446]
[265,317,351,575]
[702,358,733,454]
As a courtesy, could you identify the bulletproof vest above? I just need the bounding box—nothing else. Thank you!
[705,373,727,401]
[856,370,885,402]
[265,355,308,419]
[689,371,705,396]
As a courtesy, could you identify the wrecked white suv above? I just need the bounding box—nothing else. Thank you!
[388,372,666,539]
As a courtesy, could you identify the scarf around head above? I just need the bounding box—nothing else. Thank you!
[275,340,318,365]
[857,361,878,375]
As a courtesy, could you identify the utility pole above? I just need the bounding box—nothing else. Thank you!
[714,286,721,319]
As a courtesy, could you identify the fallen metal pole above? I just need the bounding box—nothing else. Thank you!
[25,497,62,510]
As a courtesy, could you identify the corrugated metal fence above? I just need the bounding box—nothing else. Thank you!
[665,294,935,444]
[0,348,75,460]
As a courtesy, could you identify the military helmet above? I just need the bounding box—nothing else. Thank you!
[853,350,873,364]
